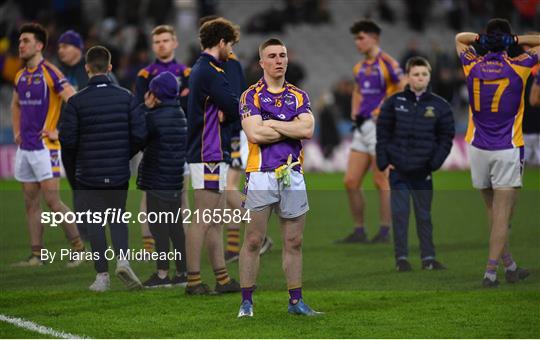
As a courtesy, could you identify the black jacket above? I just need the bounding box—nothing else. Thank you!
[59,75,146,188]
[376,86,455,175]
[137,100,187,192]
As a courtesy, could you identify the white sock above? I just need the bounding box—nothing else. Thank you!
[117,259,130,267]
[504,261,517,272]
[484,271,497,281]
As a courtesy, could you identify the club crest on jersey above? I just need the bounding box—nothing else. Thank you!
[33,76,42,85]
[284,94,295,106]
[241,104,251,118]
[424,106,435,118]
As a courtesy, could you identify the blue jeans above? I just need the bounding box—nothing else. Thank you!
[389,170,435,260]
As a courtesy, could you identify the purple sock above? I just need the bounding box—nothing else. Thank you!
[486,259,498,274]
[354,226,365,235]
[241,286,254,303]
[379,225,390,236]
[289,287,302,305]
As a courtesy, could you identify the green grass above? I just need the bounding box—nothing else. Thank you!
[1,170,539,338]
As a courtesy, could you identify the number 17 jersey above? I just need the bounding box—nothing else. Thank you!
[460,48,537,150]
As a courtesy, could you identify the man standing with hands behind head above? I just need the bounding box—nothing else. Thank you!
[59,46,147,292]
[456,19,540,287]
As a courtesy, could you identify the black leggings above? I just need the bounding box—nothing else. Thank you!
[146,191,186,273]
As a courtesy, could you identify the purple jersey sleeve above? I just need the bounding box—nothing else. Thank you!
[240,88,261,119]
[380,53,403,84]
[508,50,539,68]
[296,89,312,114]
[459,47,479,66]
[43,62,68,94]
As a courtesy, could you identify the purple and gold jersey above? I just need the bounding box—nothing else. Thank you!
[135,59,191,110]
[460,48,538,150]
[240,78,311,173]
[14,59,68,151]
[353,50,402,119]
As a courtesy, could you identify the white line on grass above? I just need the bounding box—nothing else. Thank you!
[0,314,88,339]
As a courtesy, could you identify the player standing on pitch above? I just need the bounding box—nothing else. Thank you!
[338,20,406,244]
[11,23,85,267]
[237,38,319,317]
[134,25,191,255]
[185,18,242,295]
[455,19,540,287]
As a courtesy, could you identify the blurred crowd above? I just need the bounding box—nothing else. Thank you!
[1,0,539,151]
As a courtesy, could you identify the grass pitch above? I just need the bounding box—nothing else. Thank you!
[0,170,539,338]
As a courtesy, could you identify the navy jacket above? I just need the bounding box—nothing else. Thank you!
[187,53,239,163]
[222,55,247,143]
[59,75,146,188]
[137,100,187,192]
[376,86,455,175]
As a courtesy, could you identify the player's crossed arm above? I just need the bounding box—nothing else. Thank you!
[263,113,314,140]
[242,114,284,144]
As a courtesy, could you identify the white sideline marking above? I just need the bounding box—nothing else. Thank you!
[0,314,88,339]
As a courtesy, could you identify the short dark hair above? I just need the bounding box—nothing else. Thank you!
[405,57,431,74]
[259,38,286,58]
[199,18,240,49]
[405,56,432,73]
[19,23,48,49]
[486,18,512,35]
[350,19,381,36]
[85,46,111,73]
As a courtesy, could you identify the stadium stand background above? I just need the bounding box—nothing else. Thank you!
[1,0,539,174]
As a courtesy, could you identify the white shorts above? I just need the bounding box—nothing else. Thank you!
[468,144,524,189]
[243,170,309,219]
[15,147,61,182]
[189,162,229,192]
[351,119,376,155]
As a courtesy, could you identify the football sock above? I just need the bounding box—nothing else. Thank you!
[214,267,231,285]
[143,236,155,253]
[502,253,517,272]
[484,259,498,281]
[70,236,85,252]
[379,225,390,236]
[187,272,201,287]
[354,226,365,235]
[288,286,302,305]
[31,245,42,258]
[241,286,255,303]
[226,226,241,254]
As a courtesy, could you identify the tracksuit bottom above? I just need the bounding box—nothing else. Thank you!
[389,170,436,260]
